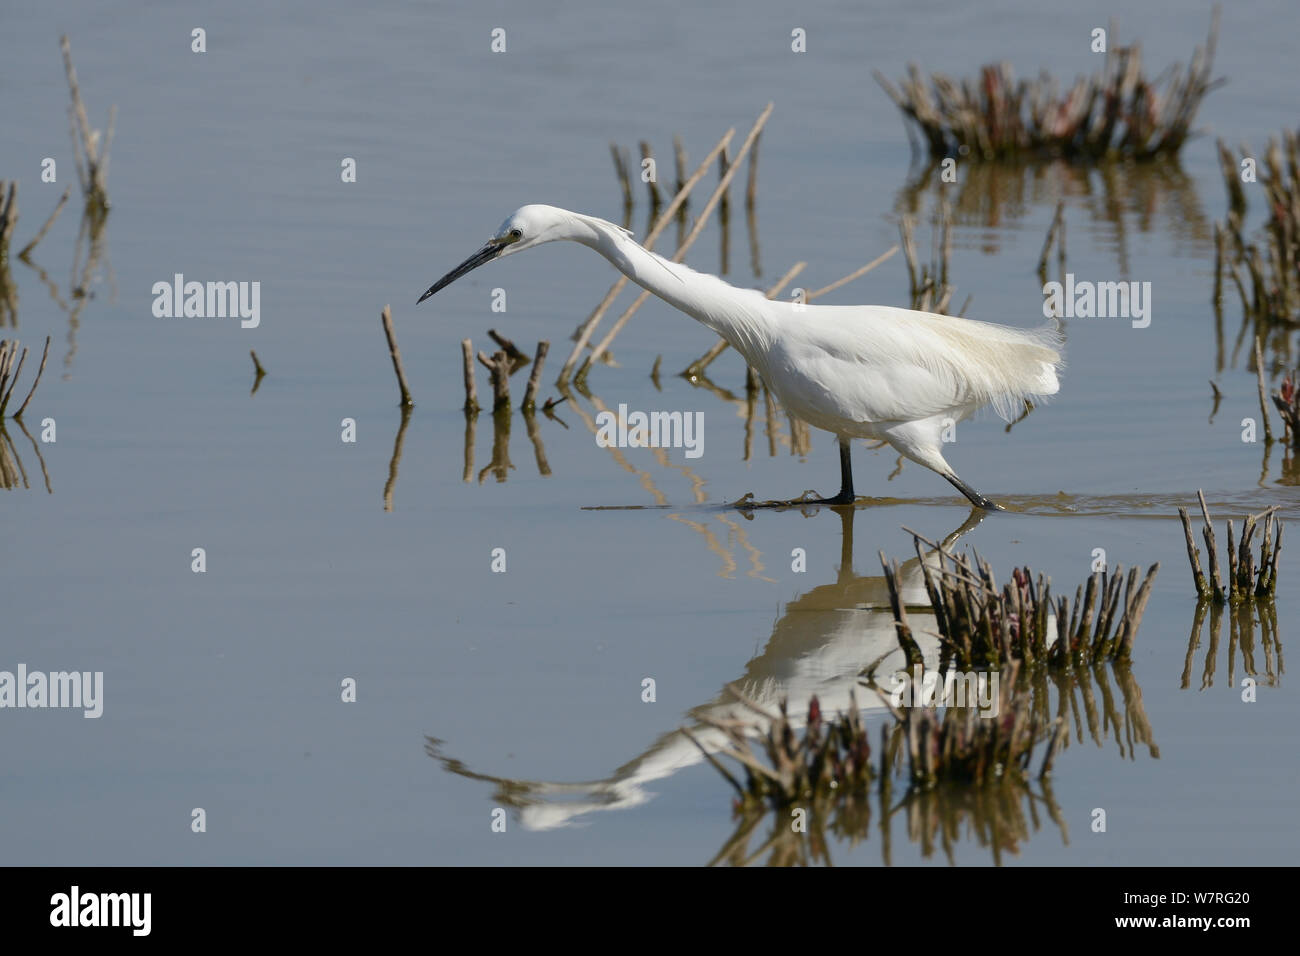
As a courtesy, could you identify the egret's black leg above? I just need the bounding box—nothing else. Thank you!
[945,473,1005,512]
[729,438,858,510]
[821,438,856,505]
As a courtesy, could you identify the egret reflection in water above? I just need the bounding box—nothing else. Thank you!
[426,505,1159,863]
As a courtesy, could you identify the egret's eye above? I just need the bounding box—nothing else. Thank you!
[509,228,523,241]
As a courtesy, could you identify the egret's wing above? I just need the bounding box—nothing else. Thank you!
[775,306,1062,424]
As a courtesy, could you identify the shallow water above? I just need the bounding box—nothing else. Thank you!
[1,0,1296,864]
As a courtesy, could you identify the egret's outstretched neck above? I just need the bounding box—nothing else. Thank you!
[573,217,773,356]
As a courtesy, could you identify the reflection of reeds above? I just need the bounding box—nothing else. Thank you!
[0,182,18,327]
[383,405,411,512]
[900,197,955,313]
[0,336,53,493]
[1183,598,1284,691]
[880,662,1066,789]
[896,157,1212,285]
[1215,132,1300,334]
[701,645,1156,865]
[458,336,554,484]
[875,9,1220,161]
[249,349,266,395]
[1178,490,1282,602]
[62,36,113,211]
[1275,371,1300,450]
[0,336,51,421]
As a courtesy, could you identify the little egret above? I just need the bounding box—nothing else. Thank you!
[418,205,1064,509]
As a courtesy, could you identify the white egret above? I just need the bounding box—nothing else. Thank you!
[419,205,1064,509]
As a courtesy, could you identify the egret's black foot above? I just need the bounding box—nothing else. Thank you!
[945,474,1006,512]
[814,489,858,506]
[729,490,855,510]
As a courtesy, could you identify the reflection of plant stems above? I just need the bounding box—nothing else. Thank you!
[1182,600,1208,689]
[478,408,512,483]
[1254,336,1273,443]
[249,349,266,396]
[462,409,477,483]
[383,405,412,512]
[17,187,71,259]
[16,416,52,493]
[523,408,550,477]
[0,425,28,489]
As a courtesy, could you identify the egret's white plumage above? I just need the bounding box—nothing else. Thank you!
[419,204,1064,508]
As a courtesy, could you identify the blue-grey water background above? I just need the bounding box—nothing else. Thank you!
[2,0,1296,864]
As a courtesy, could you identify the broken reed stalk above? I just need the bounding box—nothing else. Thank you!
[560,127,737,381]
[806,246,899,300]
[874,8,1221,161]
[380,305,413,407]
[522,340,549,410]
[477,349,511,411]
[460,338,479,413]
[487,328,529,371]
[577,102,774,379]
[1180,490,1283,602]
[886,532,1159,669]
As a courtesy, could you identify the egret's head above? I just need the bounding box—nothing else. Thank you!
[417,205,577,304]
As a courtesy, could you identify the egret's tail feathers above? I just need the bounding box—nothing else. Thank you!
[933,317,1064,422]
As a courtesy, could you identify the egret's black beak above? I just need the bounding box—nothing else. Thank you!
[417,240,505,304]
